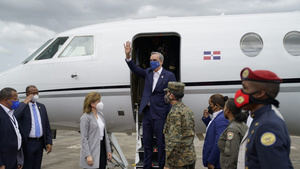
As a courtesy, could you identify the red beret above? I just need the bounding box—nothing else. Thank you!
[240,67,282,83]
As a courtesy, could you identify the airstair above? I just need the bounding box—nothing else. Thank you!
[134,103,159,169]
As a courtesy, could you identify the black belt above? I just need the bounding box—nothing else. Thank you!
[28,136,43,141]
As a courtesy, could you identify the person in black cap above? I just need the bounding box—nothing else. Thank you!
[234,67,293,169]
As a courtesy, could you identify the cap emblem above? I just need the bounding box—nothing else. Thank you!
[242,69,250,79]
[236,96,245,104]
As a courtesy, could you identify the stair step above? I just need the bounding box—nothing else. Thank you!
[135,104,160,169]
[136,161,143,167]
[138,147,158,153]
[135,161,160,168]
[152,161,159,168]
[138,147,144,152]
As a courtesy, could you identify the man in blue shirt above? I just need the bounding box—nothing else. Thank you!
[14,85,52,169]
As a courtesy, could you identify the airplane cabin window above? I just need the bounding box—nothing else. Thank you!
[23,39,53,64]
[35,37,68,60]
[240,32,263,57]
[284,31,300,56]
[59,36,94,58]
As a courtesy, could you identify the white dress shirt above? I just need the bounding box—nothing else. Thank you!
[126,58,163,92]
[206,109,223,132]
[152,67,163,92]
[29,102,43,138]
[96,113,105,140]
[0,104,22,150]
[237,114,253,169]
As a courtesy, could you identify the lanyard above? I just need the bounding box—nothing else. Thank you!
[8,114,18,129]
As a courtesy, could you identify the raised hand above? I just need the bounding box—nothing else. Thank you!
[203,108,209,118]
[123,41,131,59]
[23,94,34,104]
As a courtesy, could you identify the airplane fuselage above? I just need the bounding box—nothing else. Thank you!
[1,12,300,135]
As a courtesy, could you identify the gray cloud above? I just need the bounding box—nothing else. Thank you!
[1,0,299,32]
[0,46,10,54]
[0,19,55,72]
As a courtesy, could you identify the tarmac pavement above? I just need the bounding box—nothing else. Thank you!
[41,130,300,169]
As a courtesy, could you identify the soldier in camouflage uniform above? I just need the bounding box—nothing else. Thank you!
[163,82,196,169]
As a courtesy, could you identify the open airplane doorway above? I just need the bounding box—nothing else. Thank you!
[130,33,181,119]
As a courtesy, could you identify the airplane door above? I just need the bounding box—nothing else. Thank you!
[130,33,181,117]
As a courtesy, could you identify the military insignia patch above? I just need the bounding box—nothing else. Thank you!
[242,69,249,78]
[227,132,234,140]
[260,132,276,146]
[236,96,245,104]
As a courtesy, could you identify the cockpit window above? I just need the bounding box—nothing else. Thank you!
[59,36,94,58]
[35,37,68,60]
[23,39,53,64]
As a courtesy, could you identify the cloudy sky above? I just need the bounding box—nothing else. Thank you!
[0,0,299,72]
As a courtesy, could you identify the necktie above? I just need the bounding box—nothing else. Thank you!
[32,103,41,137]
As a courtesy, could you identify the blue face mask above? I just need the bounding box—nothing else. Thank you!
[10,100,20,110]
[150,61,160,70]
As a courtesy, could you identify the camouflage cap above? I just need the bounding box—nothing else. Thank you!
[164,82,185,95]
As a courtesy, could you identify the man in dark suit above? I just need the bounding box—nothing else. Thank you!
[202,94,229,169]
[0,87,23,169]
[14,85,52,169]
[124,41,176,169]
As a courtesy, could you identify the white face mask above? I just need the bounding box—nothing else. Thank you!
[96,101,104,112]
[32,95,39,102]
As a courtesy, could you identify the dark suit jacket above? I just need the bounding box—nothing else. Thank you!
[202,111,229,168]
[0,106,23,169]
[14,102,52,148]
[126,60,176,119]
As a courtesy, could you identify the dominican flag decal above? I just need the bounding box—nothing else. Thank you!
[203,51,221,60]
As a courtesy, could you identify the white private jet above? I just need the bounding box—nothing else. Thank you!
[0,11,300,168]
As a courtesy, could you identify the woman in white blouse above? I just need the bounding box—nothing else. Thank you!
[80,92,112,169]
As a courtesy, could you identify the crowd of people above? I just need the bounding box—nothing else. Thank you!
[0,41,294,169]
[124,41,293,169]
